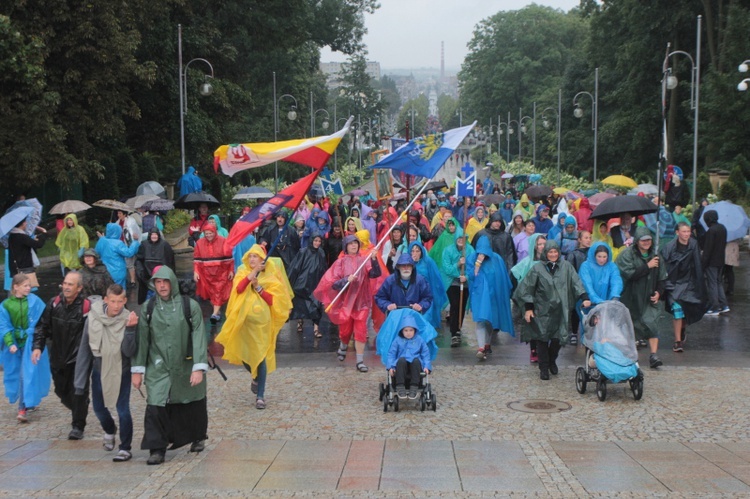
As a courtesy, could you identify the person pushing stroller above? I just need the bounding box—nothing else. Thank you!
[386,313,432,400]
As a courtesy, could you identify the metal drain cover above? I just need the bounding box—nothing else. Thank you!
[507,399,572,413]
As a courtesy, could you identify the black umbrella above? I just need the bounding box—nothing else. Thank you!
[174,191,220,209]
[425,180,448,192]
[524,185,553,201]
[589,195,658,220]
[141,199,175,212]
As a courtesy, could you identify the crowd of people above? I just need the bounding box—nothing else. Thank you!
[0,170,741,465]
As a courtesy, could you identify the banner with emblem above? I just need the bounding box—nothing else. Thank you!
[319,177,344,196]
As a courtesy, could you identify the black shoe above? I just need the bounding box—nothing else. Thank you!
[190,440,205,453]
[408,388,418,399]
[147,451,166,465]
[396,385,407,398]
[649,354,663,369]
[450,336,461,348]
[549,362,559,375]
[540,368,550,380]
[68,427,84,440]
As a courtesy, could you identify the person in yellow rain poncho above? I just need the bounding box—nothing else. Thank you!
[215,245,293,410]
[514,193,535,221]
[55,214,89,275]
[465,205,489,242]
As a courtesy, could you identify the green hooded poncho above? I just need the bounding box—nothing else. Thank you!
[133,266,207,406]
[615,226,666,340]
[429,217,463,271]
[512,240,587,343]
[55,213,89,270]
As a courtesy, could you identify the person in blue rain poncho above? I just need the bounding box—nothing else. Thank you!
[559,217,579,257]
[407,241,447,331]
[547,213,567,243]
[0,273,51,423]
[177,166,203,197]
[95,224,140,289]
[301,209,331,248]
[579,242,623,305]
[467,236,514,360]
[376,308,437,400]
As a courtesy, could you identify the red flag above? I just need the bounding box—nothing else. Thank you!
[224,170,322,251]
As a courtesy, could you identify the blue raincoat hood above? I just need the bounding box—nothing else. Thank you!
[398,313,419,337]
[105,223,122,239]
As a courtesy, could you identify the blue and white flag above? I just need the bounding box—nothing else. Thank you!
[320,177,344,196]
[372,122,476,180]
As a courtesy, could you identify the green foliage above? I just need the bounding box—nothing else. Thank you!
[728,165,747,198]
[163,209,192,235]
[696,172,713,200]
[495,156,594,193]
[719,181,742,203]
[331,163,360,187]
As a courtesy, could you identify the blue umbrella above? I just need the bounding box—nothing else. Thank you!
[643,205,676,238]
[0,206,35,243]
[700,201,750,242]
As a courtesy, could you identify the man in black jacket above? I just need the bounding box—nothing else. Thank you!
[701,210,728,315]
[471,212,517,271]
[32,271,90,440]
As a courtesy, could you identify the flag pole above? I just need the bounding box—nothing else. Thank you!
[324,177,433,313]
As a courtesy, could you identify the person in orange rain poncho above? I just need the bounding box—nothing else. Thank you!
[215,245,292,410]
[314,235,383,373]
[193,220,233,324]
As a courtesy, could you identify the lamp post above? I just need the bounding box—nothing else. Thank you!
[313,109,330,134]
[541,89,562,184]
[519,109,534,164]
[456,107,463,127]
[272,71,298,193]
[662,15,702,206]
[178,24,215,176]
[573,67,599,182]
[410,108,419,137]
[335,116,349,170]
[498,121,511,164]
[508,111,520,163]
[738,59,750,90]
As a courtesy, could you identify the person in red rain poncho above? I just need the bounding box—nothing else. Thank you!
[193,220,234,324]
[313,235,382,373]
[574,198,594,233]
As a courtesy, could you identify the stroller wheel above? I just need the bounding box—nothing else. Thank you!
[575,367,587,394]
[596,378,607,401]
[431,394,437,411]
[631,377,644,401]
[393,396,399,412]
[383,395,389,412]
[420,396,426,412]
[379,383,385,402]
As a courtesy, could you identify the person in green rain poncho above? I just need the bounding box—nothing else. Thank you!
[55,214,89,275]
[616,226,667,369]
[429,217,462,271]
[513,240,590,380]
[200,214,228,238]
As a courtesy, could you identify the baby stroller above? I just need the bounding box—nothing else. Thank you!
[376,308,438,412]
[575,301,644,402]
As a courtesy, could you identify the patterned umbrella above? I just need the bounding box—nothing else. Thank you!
[49,200,91,215]
[125,194,161,209]
[141,199,175,212]
[93,199,133,212]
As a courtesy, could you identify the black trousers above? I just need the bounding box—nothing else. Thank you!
[142,398,208,452]
[536,339,561,371]
[446,285,469,335]
[51,364,89,430]
[394,357,422,388]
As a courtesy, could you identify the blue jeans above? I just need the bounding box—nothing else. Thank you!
[244,359,267,399]
[91,368,132,451]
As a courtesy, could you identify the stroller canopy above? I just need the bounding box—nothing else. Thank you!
[376,308,438,367]
[582,301,638,364]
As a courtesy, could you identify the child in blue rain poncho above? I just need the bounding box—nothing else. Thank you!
[579,242,623,305]
[559,217,579,257]
[408,241,447,331]
[467,236,514,360]
[547,213,567,243]
[376,308,437,400]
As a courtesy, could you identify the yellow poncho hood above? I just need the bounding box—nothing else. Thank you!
[55,213,89,269]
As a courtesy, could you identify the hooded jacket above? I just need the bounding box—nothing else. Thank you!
[701,210,726,268]
[408,241,447,331]
[385,312,432,371]
[177,166,203,197]
[471,212,517,270]
[573,198,594,233]
[616,226,667,339]
[661,234,708,324]
[512,240,587,343]
[531,205,553,234]
[467,236,515,335]
[132,266,207,406]
[579,242,623,304]
[514,194,535,220]
[374,257,433,314]
[80,249,115,298]
[136,227,176,304]
[287,236,328,321]
[94,223,140,288]
[55,213,89,270]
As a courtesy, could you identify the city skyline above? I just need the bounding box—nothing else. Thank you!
[320,0,580,70]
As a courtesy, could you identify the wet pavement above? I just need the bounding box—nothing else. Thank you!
[1,244,748,496]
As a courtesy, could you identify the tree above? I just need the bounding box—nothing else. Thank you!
[727,165,747,198]
[696,172,713,199]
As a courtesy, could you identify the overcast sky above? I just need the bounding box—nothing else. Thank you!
[320,0,581,70]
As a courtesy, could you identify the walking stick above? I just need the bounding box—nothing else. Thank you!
[458,195,472,330]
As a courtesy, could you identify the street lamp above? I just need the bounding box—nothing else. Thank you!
[541,89,562,184]
[662,15,701,206]
[519,108,534,164]
[497,121,511,164]
[178,24,215,176]
[335,116,349,170]
[313,109,330,133]
[272,71,298,193]
[573,67,599,182]
[737,59,750,91]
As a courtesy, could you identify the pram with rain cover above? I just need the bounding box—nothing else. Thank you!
[575,301,644,401]
[376,308,438,412]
